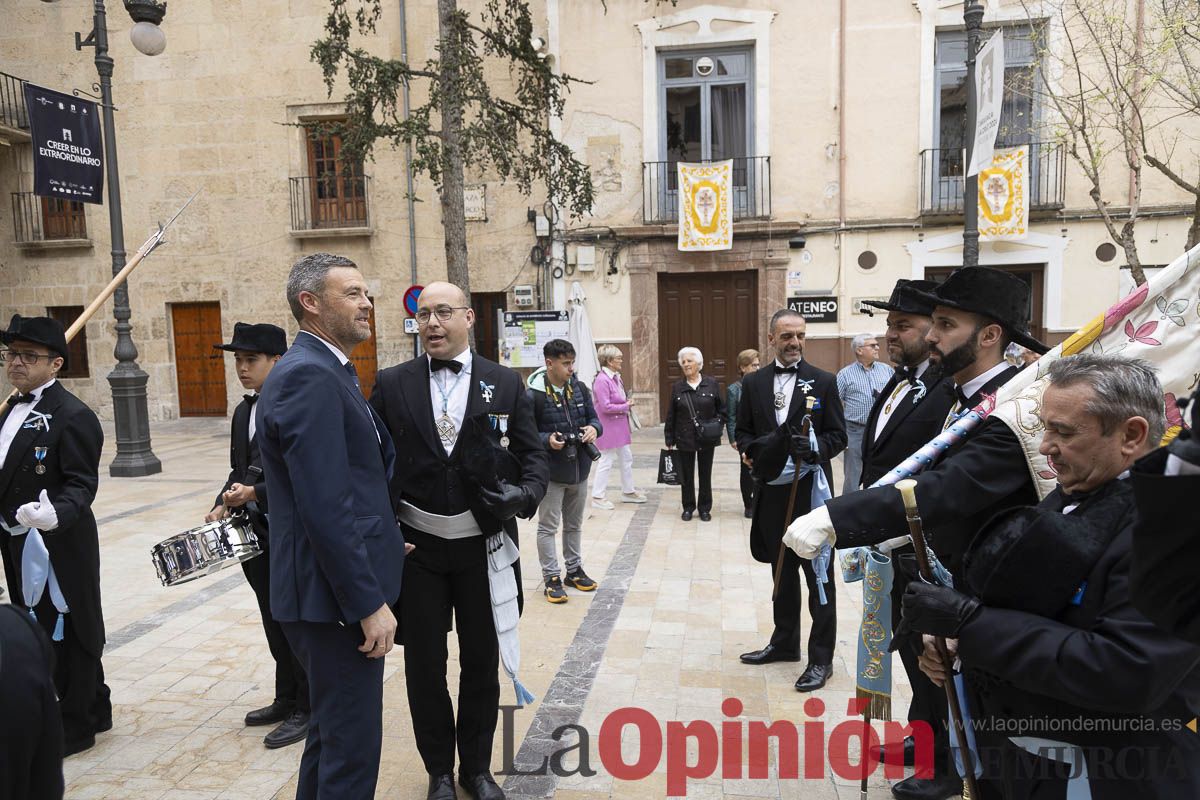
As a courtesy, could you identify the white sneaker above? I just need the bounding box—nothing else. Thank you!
[591,498,615,510]
[621,492,648,504]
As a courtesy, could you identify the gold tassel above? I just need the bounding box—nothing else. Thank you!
[856,687,892,721]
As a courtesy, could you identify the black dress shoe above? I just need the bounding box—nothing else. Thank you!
[244,700,292,727]
[427,773,457,800]
[263,710,310,749]
[890,773,963,800]
[794,663,833,692]
[877,735,916,766]
[699,511,712,521]
[681,510,693,521]
[458,772,504,800]
[739,644,801,665]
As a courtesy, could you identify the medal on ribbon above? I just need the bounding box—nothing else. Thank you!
[34,446,48,475]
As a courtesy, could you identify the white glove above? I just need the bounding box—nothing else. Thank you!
[16,490,59,531]
[877,536,911,555]
[782,505,835,559]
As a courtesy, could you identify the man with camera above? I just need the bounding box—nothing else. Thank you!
[530,338,602,604]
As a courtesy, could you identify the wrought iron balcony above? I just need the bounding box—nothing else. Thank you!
[288,174,371,232]
[0,72,30,138]
[12,192,88,244]
[642,155,771,225]
[919,141,1065,216]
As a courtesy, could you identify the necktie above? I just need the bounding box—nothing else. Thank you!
[430,357,463,374]
[6,393,34,407]
[774,363,798,375]
[344,362,360,388]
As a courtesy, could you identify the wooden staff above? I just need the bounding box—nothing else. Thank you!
[772,395,816,601]
[895,478,980,799]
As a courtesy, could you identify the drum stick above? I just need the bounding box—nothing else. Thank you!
[772,395,816,601]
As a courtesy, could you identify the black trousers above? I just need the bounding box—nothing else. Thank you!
[676,447,715,513]
[739,461,755,512]
[282,620,384,800]
[28,592,109,749]
[891,550,950,766]
[769,546,837,665]
[399,526,500,777]
[0,604,63,800]
[241,547,309,712]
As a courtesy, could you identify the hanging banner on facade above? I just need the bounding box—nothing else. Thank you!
[24,83,104,204]
[967,29,1005,177]
[979,146,1028,241]
[677,160,732,252]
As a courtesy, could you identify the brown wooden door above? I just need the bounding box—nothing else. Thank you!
[658,270,758,420]
[172,302,227,417]
[925,264,1045,344]
[471,291,506,361]
[306,127,367,228]
[349,302,378,399]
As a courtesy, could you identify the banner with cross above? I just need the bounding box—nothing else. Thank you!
[677,160,733,252]
[978,145,1029,241]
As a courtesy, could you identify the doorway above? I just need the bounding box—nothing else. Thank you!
[349,301,378,399]
[172,302,228,417]
[472,291,507,362]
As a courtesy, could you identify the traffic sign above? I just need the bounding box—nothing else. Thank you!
[403,285,424,316]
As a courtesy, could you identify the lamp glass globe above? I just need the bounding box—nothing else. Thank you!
[130,21,166,56]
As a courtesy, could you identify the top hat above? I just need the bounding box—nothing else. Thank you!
[213,322,288,356]
[860,279,939,317]
[911,267,1049,354]
[1,314,69,369]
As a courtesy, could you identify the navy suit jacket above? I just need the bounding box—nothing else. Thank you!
[256,332,405,624]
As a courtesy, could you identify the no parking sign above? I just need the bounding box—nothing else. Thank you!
[403,285,423,316]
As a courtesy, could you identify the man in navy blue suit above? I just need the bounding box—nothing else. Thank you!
[256,252,406,799]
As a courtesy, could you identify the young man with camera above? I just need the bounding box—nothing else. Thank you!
[530,338,602,604]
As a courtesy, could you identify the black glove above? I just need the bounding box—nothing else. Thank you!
[894,581,981,642]
[786,422,816,463]
[478,480,530,521]
[1168,388,1200,468]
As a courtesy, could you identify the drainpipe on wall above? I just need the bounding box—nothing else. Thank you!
[836,0,848,351]
[400,0,422,357]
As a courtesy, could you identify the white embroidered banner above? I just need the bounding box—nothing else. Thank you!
[677,160,732,252]
[978,146,1029,241]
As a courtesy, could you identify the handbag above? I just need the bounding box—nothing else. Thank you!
[684,391,723,448]
[657,449,681,485]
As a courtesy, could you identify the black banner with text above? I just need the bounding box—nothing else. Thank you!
[25,83,104,204]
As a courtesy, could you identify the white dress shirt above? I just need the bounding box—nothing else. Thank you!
[428,349,473,455]
[773,359,803,426]
[0,378,56,469]
[873,359,931,441]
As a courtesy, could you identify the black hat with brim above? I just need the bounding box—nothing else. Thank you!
[214,322,288,356]
[910,267,1049,354]
[2,314,69,369]
[860,279,940,317]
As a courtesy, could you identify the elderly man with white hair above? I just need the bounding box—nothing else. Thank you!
[664,346,726,521]
[835,332,893,494]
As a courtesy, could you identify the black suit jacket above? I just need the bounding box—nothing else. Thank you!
[215,397,269,540]
[825,364,1038,573]
[369,353,549,540]
[735,360,847,563]
[0,381,105,656]
[859,365,957,489]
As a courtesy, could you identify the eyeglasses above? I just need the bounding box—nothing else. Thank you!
[415,306,469,325]
[0,349,57,365]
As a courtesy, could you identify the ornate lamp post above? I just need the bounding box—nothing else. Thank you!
[962,0,985,268]
[73,0,166,476]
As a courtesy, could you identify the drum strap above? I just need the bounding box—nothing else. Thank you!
[396,500,483,539]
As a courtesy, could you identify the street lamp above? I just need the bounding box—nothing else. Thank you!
[962,0,985,268]
[73,0,166,477]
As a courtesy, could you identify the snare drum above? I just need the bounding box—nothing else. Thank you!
[151,514,261,587]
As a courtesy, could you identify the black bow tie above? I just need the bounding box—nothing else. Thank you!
[895,366,921,386]
[6,393,35,407]
[774,363,799,375]
[1058,487,1098,509]
[955,387,972,408]
[243,394,258,405]
[430,358,463,374]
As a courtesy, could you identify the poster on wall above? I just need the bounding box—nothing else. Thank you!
[25,83,104,204]
[499,310,570,368]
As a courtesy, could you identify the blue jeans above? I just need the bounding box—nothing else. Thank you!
[842,421,866,495]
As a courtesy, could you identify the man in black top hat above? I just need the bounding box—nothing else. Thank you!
[0,314,109,757]
[785,267,1049,800]
[206,322,309,749]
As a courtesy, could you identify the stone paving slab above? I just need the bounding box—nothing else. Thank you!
[0,419,948,799]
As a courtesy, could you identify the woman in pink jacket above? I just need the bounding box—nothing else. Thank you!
[590,345,647,509]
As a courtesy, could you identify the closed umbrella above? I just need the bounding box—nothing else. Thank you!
[567,281,599,388]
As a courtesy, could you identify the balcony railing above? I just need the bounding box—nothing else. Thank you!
[289,174,371,231]
[0,72,29,134]
[642,156,771,225]
[919,141,1065,216]
[12,192,88,243]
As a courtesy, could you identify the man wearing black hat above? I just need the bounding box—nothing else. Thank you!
[902,355,1200,799]
[785,266,1049,800]
[0,314,109,757]
[206,322,309,749]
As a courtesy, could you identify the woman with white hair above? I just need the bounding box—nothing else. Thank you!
[590,344,646,509]
[664,346,726,521]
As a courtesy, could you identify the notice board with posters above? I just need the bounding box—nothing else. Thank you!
[499,310,569,368]
[25,83,104,204]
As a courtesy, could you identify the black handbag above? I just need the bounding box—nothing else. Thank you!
[684,391,723,448]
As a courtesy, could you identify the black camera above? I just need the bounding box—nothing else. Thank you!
[560,430,602,462]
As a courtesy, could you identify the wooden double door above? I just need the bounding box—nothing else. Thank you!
[657,270,758,420]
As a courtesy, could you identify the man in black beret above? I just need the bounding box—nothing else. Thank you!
[205,322,309,749]
[0,314,109,757]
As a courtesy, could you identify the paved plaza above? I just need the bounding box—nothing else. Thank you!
[4,419,936,800]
